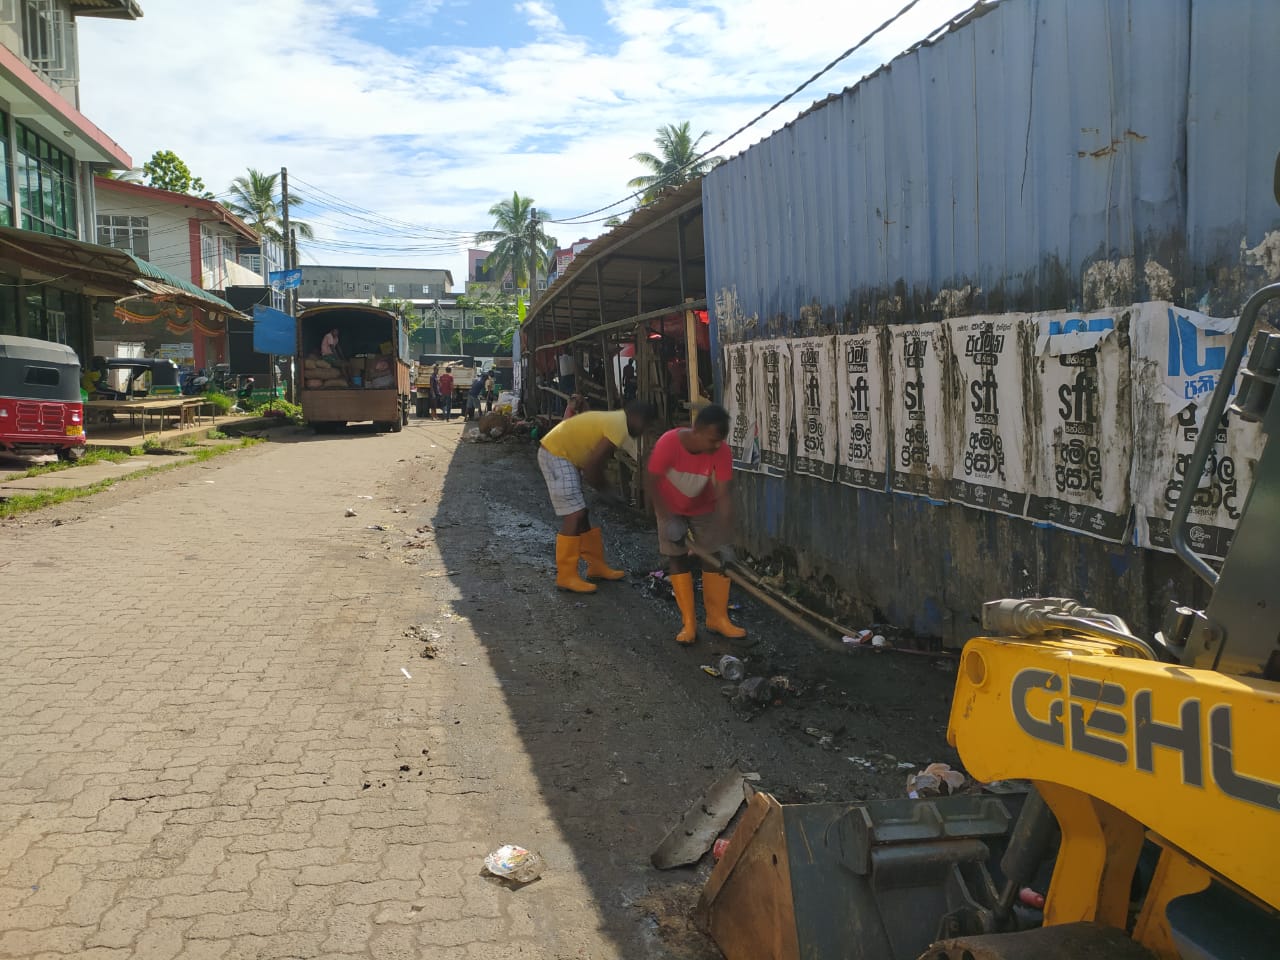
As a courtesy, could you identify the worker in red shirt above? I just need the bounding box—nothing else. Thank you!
[644,403,745,644]
[438,367,455,419]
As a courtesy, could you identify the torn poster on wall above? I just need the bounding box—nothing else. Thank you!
[947,316,1032,516]
[1130,302,1264,560]
[1026,309,1134,542]
[890,323,952,501]
[835,330,890,491]
[789,337,838,482]
[722,342,761,473]
[754,340,792,477]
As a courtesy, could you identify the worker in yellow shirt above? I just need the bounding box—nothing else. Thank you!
[538,400,656,593]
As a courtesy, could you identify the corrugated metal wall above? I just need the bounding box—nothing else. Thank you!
[703,0,1280,642]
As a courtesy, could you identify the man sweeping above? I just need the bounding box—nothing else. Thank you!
[644,404,745,644]
[538,400,656,593]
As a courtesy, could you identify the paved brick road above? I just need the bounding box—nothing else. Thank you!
[0,423,633,960]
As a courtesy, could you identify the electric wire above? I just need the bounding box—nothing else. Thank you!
[545,0,929,225]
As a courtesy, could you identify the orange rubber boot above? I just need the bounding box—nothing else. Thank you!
[703,572,746,638]
[670,572,698,644]
[579,527,625,581]
[555,535,597,593]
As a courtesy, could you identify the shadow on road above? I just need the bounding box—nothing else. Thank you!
[428,433,959,957]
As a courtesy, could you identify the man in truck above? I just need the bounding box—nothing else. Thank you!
[538,400,656,593]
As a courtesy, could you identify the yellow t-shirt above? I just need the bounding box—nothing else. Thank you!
[541,410,629,468]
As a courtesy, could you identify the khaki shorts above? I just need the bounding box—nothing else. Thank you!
[656,509,730,557]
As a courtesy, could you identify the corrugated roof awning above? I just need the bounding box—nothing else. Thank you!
[521,178,705,346]
[0,225,248,320]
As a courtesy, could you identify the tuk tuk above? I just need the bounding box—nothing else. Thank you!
[95,357,183,399]
[0,334,86,461]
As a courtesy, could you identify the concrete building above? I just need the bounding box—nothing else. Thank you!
[0,0,140,356]
[466,246,548,296]
[298,264,452,304]
[93,177,261,368]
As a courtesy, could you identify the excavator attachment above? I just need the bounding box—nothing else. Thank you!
[696,790,1027,960]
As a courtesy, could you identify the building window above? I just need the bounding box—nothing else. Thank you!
[97,214,149,260]
[20,1,75,82]
[344,282,354,291]
[387,283,395,294]
[16,123,76,238]
[363,283,371,291]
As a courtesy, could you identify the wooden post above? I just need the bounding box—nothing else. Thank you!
[685,297,700,412]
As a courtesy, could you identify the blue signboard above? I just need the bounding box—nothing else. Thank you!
[268,268,302,290]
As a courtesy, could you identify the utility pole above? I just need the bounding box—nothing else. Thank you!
[280,166,292,313]
[433,298,442,353]
[527,210,539,309]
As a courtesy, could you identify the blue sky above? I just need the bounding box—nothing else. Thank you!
[77,0,978,284]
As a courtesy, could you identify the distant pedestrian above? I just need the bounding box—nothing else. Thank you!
[538,400,656,593]
[622,359,637,402]
[467,375,485,420]
[645,404,744,645]
[483,373,497,412]
[429,365,441,419]
[439,367,455,419]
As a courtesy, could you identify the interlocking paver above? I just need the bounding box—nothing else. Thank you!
[0,425,640,958]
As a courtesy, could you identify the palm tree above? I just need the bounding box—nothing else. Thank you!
[627,121,723,204]
[225,169,314,243]
[101,168,145,183]
[474,192,554,290]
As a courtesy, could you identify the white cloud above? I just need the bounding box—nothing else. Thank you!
[517,0,566,36]
[76,0,978,282]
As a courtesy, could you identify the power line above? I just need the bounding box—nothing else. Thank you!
[547,0,930,226]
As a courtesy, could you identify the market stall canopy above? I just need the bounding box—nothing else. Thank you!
[0,226,249,320]
[522,177,705,351]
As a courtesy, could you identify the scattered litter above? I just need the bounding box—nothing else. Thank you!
[847,755,874,769]
[483,845,544,884]
[769,675,797,694]
[712,838,731,861]
[896,761,916,771]
[700,665,721,678]
[400,667,413,679]
[357,495,374,500]
[419,643,439,659]
[907,762,967,799]
[871,634,889,647]
[651,768,758,870]
[392,507,407,514]
[805,726,833,740]
[717,655,745,682]
[203,480,215,484]
[366,524,387,531]
[345,508,358,517]
[843,629,874,646]
[398,764,410,772]
[738,677,774,703]
[649,569,665,579]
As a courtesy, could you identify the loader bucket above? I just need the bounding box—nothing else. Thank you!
[696,791,1025,960]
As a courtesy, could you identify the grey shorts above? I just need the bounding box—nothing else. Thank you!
[656,510,729,557]
[538,446,586,516]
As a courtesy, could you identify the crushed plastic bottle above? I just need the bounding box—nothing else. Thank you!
[717,655,746,682]
[482,845,544,884]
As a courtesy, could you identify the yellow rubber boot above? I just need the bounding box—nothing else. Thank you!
[703,572,747,639]
[670,572,698,645]
[555,535,597,593]
[579,527,625,581]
